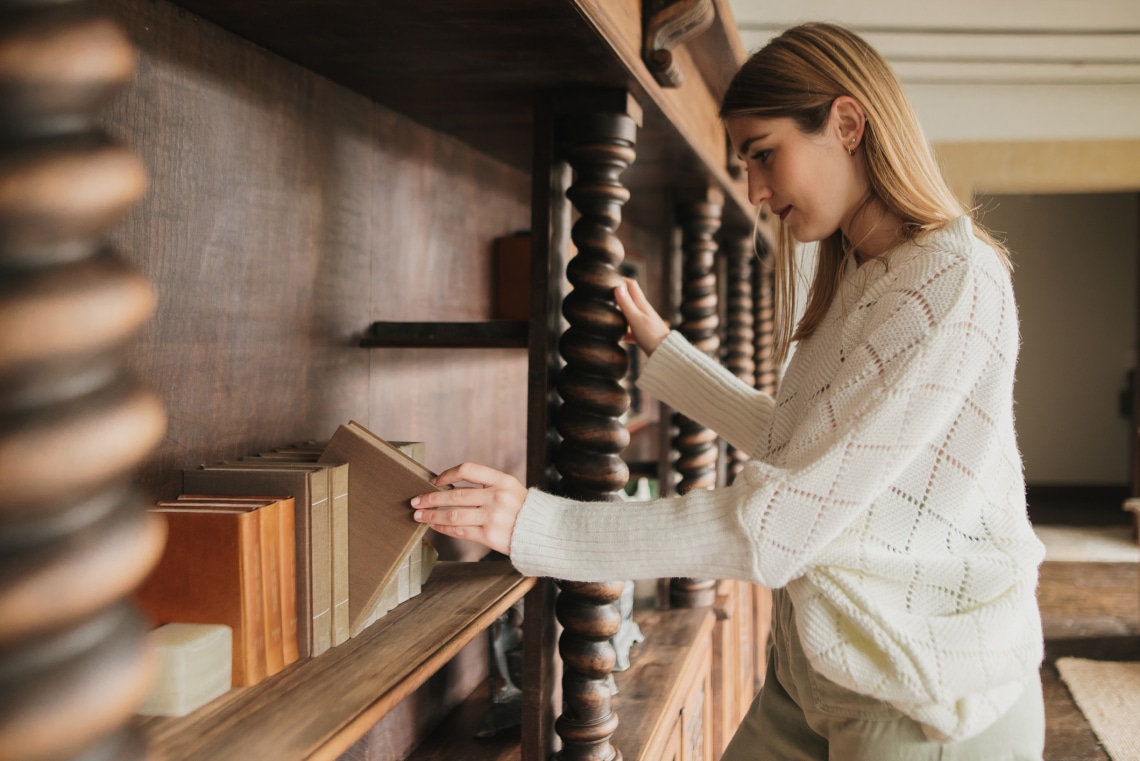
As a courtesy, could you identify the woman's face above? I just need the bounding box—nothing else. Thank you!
[726,112,865,244]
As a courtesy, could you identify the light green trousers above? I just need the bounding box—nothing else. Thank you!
[722,589,1045,761]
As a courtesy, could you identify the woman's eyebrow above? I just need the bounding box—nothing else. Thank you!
[737,133,771,158]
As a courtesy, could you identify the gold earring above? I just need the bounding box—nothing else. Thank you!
[849,138,856,156]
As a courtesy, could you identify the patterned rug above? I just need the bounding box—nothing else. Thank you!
[1056,657,1140,761]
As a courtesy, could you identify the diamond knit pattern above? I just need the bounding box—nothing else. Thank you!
[510,217,1044,741]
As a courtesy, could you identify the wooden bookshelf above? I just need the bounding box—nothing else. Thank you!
[135,562,534,761]
[610,607,716,761]
[2,1,773,759]
[406,605,717,761]
[405,680,523,761]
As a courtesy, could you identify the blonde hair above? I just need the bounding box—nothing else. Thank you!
[720,23,1010,366]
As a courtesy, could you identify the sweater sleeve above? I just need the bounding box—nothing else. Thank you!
[511,249,1010,588]
[637,331,774,457]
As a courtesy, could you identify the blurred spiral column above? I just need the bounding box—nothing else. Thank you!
[669,198,721,609]
[753,233,776,396]
[723,233,755,485]
[0,3,167,760]
[550,92,639,761]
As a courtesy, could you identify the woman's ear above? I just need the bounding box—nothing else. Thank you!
[831,96,866,154]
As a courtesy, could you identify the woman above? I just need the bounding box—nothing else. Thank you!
[412,23,1046,760]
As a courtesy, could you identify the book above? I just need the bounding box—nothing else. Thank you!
[318,421,440,637]
[156,499,285,676]
[175,495,299,667]
[183,464,332,657]
[136,505,267,686]
[247,450,351,647]
[354,539,440,632]
[493,232,531,320]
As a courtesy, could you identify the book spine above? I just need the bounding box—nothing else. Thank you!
[278,497,299,665]
[238,511,268,686]
[309,472,333,656]
[258,502,284,675]
[329,463,350,646]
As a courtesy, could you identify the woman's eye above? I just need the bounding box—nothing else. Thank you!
[751,149,771,165]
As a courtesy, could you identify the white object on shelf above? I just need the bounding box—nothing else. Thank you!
[137,623,232,717]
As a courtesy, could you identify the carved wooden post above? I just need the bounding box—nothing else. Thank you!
[0,3,166,760]
[551,94,640,761]
[724,233,755,485]
[670,199,721,609]
[754,234,777,396]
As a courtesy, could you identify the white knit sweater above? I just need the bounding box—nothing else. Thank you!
[510,216,1045,742]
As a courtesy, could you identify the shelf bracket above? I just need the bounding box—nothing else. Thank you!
[642,0,716,88]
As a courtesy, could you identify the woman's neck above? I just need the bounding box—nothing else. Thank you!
[843,198,905,263]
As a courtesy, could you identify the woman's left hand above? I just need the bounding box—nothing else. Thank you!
[411,462,527,556]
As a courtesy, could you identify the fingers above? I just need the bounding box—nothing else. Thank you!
[623,277,653,312]
[433,461,508,489]
[411,497,508,554]
[410,464,524,557]
[614,278,670,354]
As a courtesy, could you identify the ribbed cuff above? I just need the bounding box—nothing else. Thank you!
[508,485,759,583]
[639,331,772,456]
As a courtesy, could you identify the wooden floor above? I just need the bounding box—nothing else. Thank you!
[1039,554,1140,760]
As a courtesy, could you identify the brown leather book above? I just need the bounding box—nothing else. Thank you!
[136,505,268,686]
[155,499,284,677]
[175,495,299,667]
[183,464,331,657]
[318,421,439,637]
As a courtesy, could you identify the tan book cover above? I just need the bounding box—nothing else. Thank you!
[318,421,438,637]
[244,450,350,647]
[157,499,284,676]
[175,495,299,666]
[136,506,267,686]
[183,465,331,657]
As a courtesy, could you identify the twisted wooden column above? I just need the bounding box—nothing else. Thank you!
[552,107,638,761]
[670,200,721,609]
[724,234,755,485]
[0,3,166,760]
[753,234,777,395]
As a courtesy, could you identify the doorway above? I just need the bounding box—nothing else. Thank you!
[976,192,1139,522]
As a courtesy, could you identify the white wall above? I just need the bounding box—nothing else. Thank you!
[977,192,1138,485]
[907,84,1140,144]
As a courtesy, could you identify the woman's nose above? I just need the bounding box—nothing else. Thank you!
[747,173,771,207]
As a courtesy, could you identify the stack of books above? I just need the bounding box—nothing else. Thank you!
[134,423,440,701]
[136,494,297,686]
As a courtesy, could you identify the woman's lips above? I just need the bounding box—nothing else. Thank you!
[775,205,792,222]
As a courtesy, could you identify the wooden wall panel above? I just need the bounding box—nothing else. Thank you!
[97,0,532,511]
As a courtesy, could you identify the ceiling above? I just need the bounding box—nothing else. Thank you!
[726,0,1140,143]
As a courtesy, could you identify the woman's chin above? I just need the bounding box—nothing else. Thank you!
[784,220,835,245]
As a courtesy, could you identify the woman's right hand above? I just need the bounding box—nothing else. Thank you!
[615,277,670,355]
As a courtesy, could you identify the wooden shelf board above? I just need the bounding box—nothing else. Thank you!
[135,562,535,761]
[610,606,715,761]
[360,321,529,349]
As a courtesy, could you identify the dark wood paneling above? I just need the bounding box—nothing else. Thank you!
[97,0,533,507]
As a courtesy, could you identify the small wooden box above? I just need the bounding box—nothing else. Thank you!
[493,233,531,321]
